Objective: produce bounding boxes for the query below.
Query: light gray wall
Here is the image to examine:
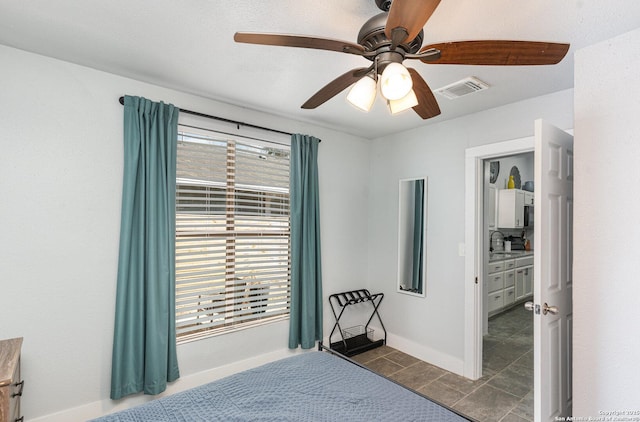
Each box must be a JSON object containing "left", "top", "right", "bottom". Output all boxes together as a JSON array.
[
  {"left": 0, "top": 44, "right": 371, "bottom": 420},
  {"left": 366, "top": 90, "right": 574, "bottom": 372},
  {"left": 573, "top": 27, "right": 640, "bottom": 415}
]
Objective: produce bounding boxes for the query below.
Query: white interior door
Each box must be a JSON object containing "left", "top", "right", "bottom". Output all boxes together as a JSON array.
[{"left": 532, "top": 119, "right": 573, "bottom": 420}]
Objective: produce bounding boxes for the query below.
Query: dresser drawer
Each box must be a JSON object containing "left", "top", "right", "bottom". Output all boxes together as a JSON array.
[
  {"left": 488, "top": 272, "right": 504, "bottom": 293},
  {"left": 1, "top": 383, "right": 22, "bottom": 422},
  {"left": 0, "top": 337, "right": 23, "bottom": 422},
  {"left": 10, "top": 362, "right": 22, "bottom": 422}
]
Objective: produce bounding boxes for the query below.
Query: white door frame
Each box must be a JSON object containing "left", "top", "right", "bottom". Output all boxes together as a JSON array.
[{"left": 463, "top": 136, "right": 534, "bottom": 379}]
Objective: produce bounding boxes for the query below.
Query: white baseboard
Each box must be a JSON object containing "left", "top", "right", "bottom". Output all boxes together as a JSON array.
[
  {"left": 386, "top": 333, "right": 465, "bottom": 377},
  {"left": 30, "top": 348, "right": 302, "bottom": 422}
]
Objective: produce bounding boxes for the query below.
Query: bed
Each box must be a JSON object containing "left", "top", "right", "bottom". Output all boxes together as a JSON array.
[{"left": 92, "top": 347, "right": 471, "bottom": 421}]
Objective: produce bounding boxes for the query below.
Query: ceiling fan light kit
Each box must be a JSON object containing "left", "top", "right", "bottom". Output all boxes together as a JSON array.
[
  {"left": 388, "top": 89, "right": 419, "bottom": 115},
  {"left": 346, "top": 74, "right": 378, "bottom": 112},
  {"left": 234, "top": 0, "right": 570, "bottom": 120},
  {"left": 380, "top": 62, "right": 413, "bottom": 100}
]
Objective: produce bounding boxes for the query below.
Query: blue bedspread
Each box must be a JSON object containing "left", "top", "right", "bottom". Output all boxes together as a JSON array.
[{"left": 92, "top": 351, "right": 469, "bottom": 421}]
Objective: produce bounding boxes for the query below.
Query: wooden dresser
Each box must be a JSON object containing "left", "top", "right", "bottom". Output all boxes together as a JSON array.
[{"left": 0, "top": 338, "right": 23, "bottom": 422}]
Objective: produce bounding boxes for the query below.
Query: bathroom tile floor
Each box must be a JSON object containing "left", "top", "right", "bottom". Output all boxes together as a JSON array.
[{"left": 354, "top": 305, "right": 533, "bottom": 422}]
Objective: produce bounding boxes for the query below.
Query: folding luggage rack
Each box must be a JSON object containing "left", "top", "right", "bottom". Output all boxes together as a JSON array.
[{"left": 328, "top": 289, "right": 386, "bottom": 356}]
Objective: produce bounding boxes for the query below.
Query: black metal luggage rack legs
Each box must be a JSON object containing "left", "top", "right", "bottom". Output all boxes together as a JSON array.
[{"left": 328, "top": 289, "right": 386, "bottom": 357}]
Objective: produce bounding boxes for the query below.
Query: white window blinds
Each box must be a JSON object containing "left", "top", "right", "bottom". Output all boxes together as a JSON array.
[{"left": 175, "top": 126, "right": 291, "bottom": 342}]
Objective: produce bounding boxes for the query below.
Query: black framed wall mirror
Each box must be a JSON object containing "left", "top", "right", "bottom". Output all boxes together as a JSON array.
[{"left": 397, "top": 177, "right": 427, "bottom": 297}]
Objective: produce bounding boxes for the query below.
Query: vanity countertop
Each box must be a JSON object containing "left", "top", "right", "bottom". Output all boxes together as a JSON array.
[{"left": 489, "top": 250, "right": 534, "bottom": 262}]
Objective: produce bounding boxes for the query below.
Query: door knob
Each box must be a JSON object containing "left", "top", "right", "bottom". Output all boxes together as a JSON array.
[
  {"left": 524, "top": 301, "right": 535, "bottom": 312},
  {"left": 542, "top": 303, "right": 559, "bottom": 315}
]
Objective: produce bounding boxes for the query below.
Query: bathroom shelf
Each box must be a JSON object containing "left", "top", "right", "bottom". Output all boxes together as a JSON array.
[{"left": 328, "top": 289, "right": 386, "bottom": 357}]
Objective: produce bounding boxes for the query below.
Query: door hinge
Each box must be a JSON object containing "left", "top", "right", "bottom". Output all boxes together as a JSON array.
[{"left": 475, "top": 276, "right": 479, "bottom": 284}]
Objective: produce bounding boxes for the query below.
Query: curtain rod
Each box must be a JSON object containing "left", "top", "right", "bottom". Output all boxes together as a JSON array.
[{"left": 118, "top": 96, "right": 294, "bottom": 137}]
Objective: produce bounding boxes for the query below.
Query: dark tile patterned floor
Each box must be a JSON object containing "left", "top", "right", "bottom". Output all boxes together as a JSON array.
[{"left": 354, "top": 306, "right": 533, "bottom": 422}]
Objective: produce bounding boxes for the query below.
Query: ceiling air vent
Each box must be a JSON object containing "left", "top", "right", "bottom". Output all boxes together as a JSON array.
[{"left": 435, "top": 77, "right": 490, "bottom": 100}]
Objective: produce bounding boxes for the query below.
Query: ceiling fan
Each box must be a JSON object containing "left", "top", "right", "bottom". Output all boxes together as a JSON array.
[{"left": 234, "top": 0, "right": 570, "bottom": 119}]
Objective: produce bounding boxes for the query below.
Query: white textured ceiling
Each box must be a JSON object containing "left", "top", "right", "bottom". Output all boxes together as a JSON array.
[{"left": 1, "top": 0, "right": 639, "bottom": 138}]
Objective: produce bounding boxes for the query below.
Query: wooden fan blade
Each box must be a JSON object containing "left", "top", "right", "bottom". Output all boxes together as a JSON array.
[
  {"left": 420, "top": 40, "right": 570, "bottom": 65},
  {"left": 234, "top": 32, "right": 365, "bottom": 55},
  {"left": 408, "top": 68, "right": 441, "bottom": 119},
  {"left": 301, "top": 68, "right": 370, "bottom": 109},
  {"left": 385, "top": 0, "right": 441, "bottom": 44}
]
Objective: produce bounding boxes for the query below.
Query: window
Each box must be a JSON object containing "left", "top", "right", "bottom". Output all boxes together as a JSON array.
[{"left": 175, "top": 126, "right": 290, "bottom": 342}]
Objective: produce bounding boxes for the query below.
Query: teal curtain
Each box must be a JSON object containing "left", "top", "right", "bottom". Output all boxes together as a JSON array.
[
  {"left": 288, "top": 134, "right": 323, "bottom": 349},
  {"left": 411, "top": 179, "right": 424, "bottom": 292},
  {"left": 111, "top": 96, "right": 180, "bottom": 400}
]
